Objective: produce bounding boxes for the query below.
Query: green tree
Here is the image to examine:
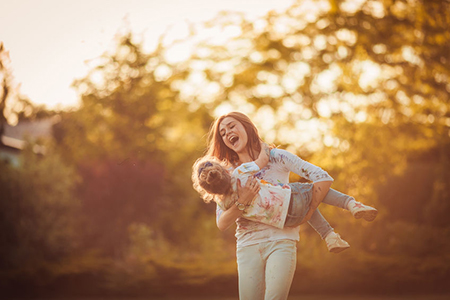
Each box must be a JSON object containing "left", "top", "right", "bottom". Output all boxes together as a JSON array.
[
  {"left": 53, "top": 31, "right": 215, "bottom": 259},
  {"left": 0, "top": 42, "right": 9, "bottom": 133},
  {"left": 0, "top": 144, "right": 79, "bottom": 278},
  {"left": 160, "top": 0, "right": 449, "bottom": 213},
  {"left": 0, "top": 42, "right": 42, "bottom": 130}
]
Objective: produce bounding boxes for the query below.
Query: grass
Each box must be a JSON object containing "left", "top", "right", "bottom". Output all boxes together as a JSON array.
[{"left": 16, "top": 295, "right": 450, "bottom": 300}]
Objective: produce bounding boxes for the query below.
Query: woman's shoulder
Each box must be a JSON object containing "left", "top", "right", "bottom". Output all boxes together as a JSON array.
[
  {"left": 270, "top": 148, "right": 298, "bottom": 162},
  {"left": 270, "top": 148, "right": 289, "bottom": 156}
]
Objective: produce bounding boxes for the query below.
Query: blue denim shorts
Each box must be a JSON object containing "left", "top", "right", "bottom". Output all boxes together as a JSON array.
[{"left": 284, "top": 182, "right": 314, "bottom": 227}]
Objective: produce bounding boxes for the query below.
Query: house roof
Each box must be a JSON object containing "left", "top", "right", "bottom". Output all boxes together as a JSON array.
[
  {"left": 1, "top": 135, "right": 25, "bottom": 150},
  {"left": 1, "top": 117, "right": 56, "bottom": 152},
  {"left": 3, "top": 118, "right": 55, "bottom": 141}
]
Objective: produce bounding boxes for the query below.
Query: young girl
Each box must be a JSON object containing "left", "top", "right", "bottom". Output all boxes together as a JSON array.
[{"left": 192, "top": 142, "right": 378, "bottom": 253}]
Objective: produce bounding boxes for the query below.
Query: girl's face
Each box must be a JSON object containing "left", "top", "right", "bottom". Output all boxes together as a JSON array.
[{"left": 219, "top": 117, "right": 248, "bottom": 154}]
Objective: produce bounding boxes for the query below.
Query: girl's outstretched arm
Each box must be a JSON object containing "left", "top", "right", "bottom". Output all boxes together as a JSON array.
[{"left": 217, "top": 177, "right": 260, "bottom": 231}]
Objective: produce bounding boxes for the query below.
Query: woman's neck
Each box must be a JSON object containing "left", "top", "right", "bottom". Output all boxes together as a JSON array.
[{"left": 237, "top": 148, "right": 258, "bottom": 164}]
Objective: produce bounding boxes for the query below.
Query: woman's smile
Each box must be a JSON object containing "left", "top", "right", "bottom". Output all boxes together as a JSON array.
[
  {"left": 229, "top": 135, "right": 239, "bottom": 146},
  {"left": 220, "top": 117, "right": 248, "bottom": 153}
]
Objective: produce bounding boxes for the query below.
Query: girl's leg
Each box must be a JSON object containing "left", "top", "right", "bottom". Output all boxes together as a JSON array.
[
  {"left": 236, "top": 244, "right": 265, "bottom": 300},
  {"left": 307, "top": 208, "right": 334, "bottom": 239},
  {"left": 286, "top": 184, "right": 350, "bottom": 253},
  {"left": 285, "top": 183, "right": 338, "bottom": 235},
  {"left": 308, "top": 210, "right": 350, "bottom": 253},
  {"left": 321, "top": 188, "right": 354, "bottom": 210},
  {"left": 323, "top": 189, "right": 378, "bottom": 221},
  {"left": 284, "top": 183, "right": 313, "bottom": 227}
]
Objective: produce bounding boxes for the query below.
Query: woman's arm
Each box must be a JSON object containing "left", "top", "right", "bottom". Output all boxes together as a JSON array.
[
  {"left": 298, "top": 180, "right": 333, "bottom": 225},
  {"left": 270, "top": 149, "right": 334, "bottom": 225},
  {"left": 217, "top": 177, "right": 260, "bottom": 231},
  {"left": 273, "top": 149, "right": 334, "bottom": 183}
]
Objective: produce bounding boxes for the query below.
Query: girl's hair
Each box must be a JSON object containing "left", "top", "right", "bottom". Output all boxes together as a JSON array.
[
  {"left": 192, "top": 156, "right": 233, "bottom": 203},
  {"left": 206, "top": 111, "right": 263, "bottom": 165}
]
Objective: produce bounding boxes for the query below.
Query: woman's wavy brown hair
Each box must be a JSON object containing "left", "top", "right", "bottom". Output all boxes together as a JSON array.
[{"left": 206, "top": 112, "right": 263, "bottom": 166}]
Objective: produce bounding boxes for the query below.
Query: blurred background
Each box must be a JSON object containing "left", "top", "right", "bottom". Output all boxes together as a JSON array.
[{"left": 0, "top": 0, "right": 449, "bottom": 299}]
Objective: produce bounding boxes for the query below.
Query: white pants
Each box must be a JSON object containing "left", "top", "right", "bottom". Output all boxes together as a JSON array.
[{"left": 236, "top": 240, "right": 297, "bottom": 300}]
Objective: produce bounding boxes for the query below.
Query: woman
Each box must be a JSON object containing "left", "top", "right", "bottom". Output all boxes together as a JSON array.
[{"left": 205, "top": 111, "right": 334, "bottom": 300}]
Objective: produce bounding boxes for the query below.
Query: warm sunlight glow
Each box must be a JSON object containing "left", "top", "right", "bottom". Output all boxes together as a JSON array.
[
  {"left": 164, "top": 41, "right": 195, "bottom": 64},
  {"left": 357, "top": 60, "right": 381, "bottom": 91},
  {"left": 0, "top": 0, "right": 295, "bottom": 109}
]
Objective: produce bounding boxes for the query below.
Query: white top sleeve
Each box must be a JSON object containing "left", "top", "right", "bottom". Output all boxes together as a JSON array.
[{"left": 270, "top": 149, "right": 334, "bottom": 183}]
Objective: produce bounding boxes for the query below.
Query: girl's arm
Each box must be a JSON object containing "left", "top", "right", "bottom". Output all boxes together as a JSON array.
[
  {"left": 216, "top": 177, "right": 260, "bottom": 231},
  {"left": 232, "top": 142, "right": 269, "bottom": 176}
]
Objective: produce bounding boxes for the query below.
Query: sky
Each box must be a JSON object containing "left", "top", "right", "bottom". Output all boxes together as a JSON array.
[{"left": 0, "top": 0, "right": 295, "bottom": 110}]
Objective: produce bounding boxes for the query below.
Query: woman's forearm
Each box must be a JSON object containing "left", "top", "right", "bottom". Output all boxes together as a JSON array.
[
  {"left": 311, "top": 181, "right": 332, "bottom": 209},
  {"left": 217, "top": 205, "right": 243, "bottom": 231},
  {"left": 298, "top": 181, "right": 332, "bottom": 225},
  {"left": 217, "top": 176, "right": 260, "bottom": 231}
]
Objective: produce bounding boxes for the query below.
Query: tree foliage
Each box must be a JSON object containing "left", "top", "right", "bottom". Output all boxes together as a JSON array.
[
  {"left": 0, "top": 145, "right": 79, "bottom": 271},
  {"left": 52, "top": 32, "right": 216, "bottom": 261},
  {"left": 156, "top": 0, "right": 450, "bottom": 221},
  {"left": 0, "top": 43, "right": 47, "bottom": 130}
]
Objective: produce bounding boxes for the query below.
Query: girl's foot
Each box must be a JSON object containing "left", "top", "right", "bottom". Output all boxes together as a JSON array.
[
  {"left": 348, "top": 201, "right": 378, "bottom": 222},
  {"left": 325, "top": 232, "right": 350, "bottom": 253}
]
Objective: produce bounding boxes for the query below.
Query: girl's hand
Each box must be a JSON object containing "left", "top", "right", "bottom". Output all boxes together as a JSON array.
[{"left": 237, "top": 177, "right": 260, "bottom": 206}]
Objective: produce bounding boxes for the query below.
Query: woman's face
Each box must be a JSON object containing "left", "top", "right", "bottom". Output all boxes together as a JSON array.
[{"left": 219, "top": 117, "right": 248, "bottom": 154}]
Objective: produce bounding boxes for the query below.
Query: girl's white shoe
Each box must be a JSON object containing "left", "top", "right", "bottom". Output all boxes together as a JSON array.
[
  {"left": 348, "top": 201, "right": 378, "bottom": 222},
  {"left": 325, "top": 232, "right": 350, "bottom": 253}
]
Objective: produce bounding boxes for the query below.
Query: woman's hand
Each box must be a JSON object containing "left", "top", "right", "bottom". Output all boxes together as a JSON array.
[
  {"left": 216, "top": 176, "right": 260, "bottom": 231},
  {"left": 237, "top": 177, "right": 260, "bottom": 206},
  {"left": 298, "top": 181, "right": 333, "bottom": 225},
  {"left": 298, "top": 207, "right": 315, "bottom": 225}
]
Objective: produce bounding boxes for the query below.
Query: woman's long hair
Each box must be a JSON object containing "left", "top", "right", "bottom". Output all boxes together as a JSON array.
[{"left": 206, "top": 112, "right": 263, "bottom": 166}]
